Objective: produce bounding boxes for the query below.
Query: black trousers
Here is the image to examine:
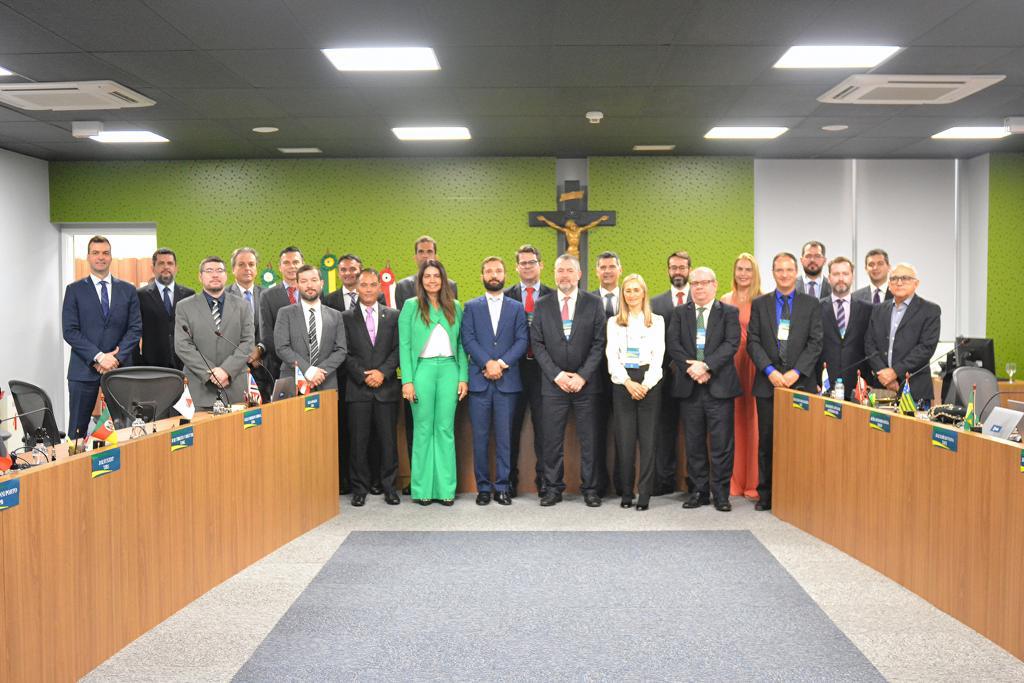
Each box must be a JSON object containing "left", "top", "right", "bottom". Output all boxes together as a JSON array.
[
  {"left": 336, "top": 385, "right": 351, "bottom": 493},
  {"left": 611, "top": 381, "right": 661, "bottom": 505},
  {"left": 402, "top": 399, "right": 414, "bottom": 485},
  {"left": 540, "top": 389, "right": 599, "bottom": 495},
  {"left": 654, "top": 367, "right": 681, "bottom": 493},
  {"left": 755, "top": 395, "right": 774, "bottom": 502},
  {"left": 510, "top": 358, "right": 549, "bottom": 491},
  {"left": 595, "top": 377, "right": 615, "bottom": 497},
  {"left": 347, "top": 399, "right": 399, "bottom": 494},
  {"left": 680, "top": 385, "right": 736, "bottom": 503}
]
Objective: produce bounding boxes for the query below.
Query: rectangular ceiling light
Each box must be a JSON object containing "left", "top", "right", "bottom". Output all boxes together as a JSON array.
[
  {"left": 705, "top": 126, "right": 788, "bottom": 139},
  {"left": 322, "top": 47, "right": 439, "bottom": 71},
  {"left": 0, "top": 66, "right": 13, "bottom": 77},
  {"left": 932, "top": 126, "right": 1011, "bottom": 139},
  {"left": 392, "top": 126, "right": 471, "bottom": 141},
  {"left": 90, "top": 130, "right": 169, "bottom": 143},
  {"left": 774, "top": 45, "right": 901, "bottom": 69},
  {"left": 632, "top": 144, "right": 676, "bottom": 151},
  {"left": 278, "top": 147, "right": 323, "bottom": 154}
]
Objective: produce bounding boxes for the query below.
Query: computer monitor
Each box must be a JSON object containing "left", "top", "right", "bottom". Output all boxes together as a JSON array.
[
  {"left": 101, "top": 367, "right": 186, "bottom": 428},
  {"left": 955, "top": 337, "right": 996, "bottom": 375}
]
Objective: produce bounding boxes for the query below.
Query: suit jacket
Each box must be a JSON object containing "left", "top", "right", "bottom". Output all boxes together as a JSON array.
[
  {"left": 816, "top": 297, "right": 872, "bottom": 394},
  {"left": 667, "top": 300, "right": 742, "bottom": 400},
  {"left": 342, "top": 304, "right": 400, "bottom": 403},
  {"left": 505, "top": 282, "right": 553, "bottom": 351},
  {"left": 461, "top": 295, "right": 528, "bottom": 393},
  {"left": 324, "top": 288, "right": 386, "bottom": 315},
  {"left": 864, "top": 295, "right": 941, "bottom": 402},
  {"left": 173, "top": 293, "right": 254, "bottom": 407},
  {"left": 852, "top": 284, "right": 894, "bottom": 304},
  {"left": 258, "top": 282, "right": 294, "bottom": 378},
  {"left": 650, "top": 289, "right": 690, "bottom": 372},
  {"left": 398, "top": 299, "right": 469, "bottom": 385},
  {"left": 62, "top": 276, "right": 142, "bottom": 382},
  {"left": 274, "top": 303, "right": 348, "bottom": 390},
  {"left": 226, "top": 282, "right": 264, "bottom": 344},
  {"left": 134, "top": 281, "right": 195, "bottom": 369},
  {"left": 394, "top": 275, "right": 458, "bottom": 310},
  {"left": 747, "top": 290, "right": 823, "bottom": 398},
  {"left": 797, "top": 276, "right": 830, "bottom": 299},
  {"left": 530, "top": 290, "right": 607, "bottom": 397}
]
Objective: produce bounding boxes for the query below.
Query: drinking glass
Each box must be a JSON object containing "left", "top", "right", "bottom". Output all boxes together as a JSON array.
[{"left": 1007, "top": 362, "right": 1017, "bottom": 383}]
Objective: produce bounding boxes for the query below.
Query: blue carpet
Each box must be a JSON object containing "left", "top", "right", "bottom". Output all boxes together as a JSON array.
[{"left": 234, "top": 531, "right": 882, "bottom": 682}]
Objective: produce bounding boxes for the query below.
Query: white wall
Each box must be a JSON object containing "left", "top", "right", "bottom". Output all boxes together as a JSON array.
[
  {"left": 958, "top": 154, "right": 989, "bottom": 337},
  {"left": 0, "top": 149, "right": 63, "bottom": 428}
]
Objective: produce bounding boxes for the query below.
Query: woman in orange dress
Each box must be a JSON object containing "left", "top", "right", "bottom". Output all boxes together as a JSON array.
[{"left": 720, "top": 253, "right": 762, "bottom": 500}]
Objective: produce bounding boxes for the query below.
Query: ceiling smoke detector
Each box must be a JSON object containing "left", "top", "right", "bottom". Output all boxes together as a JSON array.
[{"left": 585, "top": 111, "right": 604, "bottom": 124}]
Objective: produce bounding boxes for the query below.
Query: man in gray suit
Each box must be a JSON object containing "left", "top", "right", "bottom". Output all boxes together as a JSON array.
[
  {"left": 852, "top": 248, "right": 894, "bottom": 305},
  {"left": 274, "top": 265, "right": 347, "bottom": 391},
  {"left": 259, "top": 246, "right": 305, "bottom": 383},
  {"left": 174, "top": 256, "right": 255, "bottom": 409},
  {"left": 796, "top": 240, "right": 830, "bottom": 299},
  {"left": 227, "top": 246, "right": 272, "bottom": 399}
]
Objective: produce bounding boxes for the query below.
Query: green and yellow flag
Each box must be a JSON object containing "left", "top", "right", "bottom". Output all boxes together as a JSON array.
[
  {"left": 898, "top": 375, "right": 916, "bottom": 415},
  {"left": 962, "top": 384, "right": 977, "bottom": 431}
]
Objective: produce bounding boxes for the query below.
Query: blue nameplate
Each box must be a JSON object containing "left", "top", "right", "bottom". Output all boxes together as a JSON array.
[
  {"left": 243, "top": 408, "right": 263, "bottom": 430},
  {"left": 791, "top": 394, "right": 810, "bottom": 411},
  {"left": 0, "top": 478, "right": 21, "bottom": 511},
  {"left": 868, "top": 411, "right": 891, "bottom": 433},
  {"left": 305, "top": 394, "right": 321, "bottom": 411},
  {"left": 92, "top": 448, "right": 121, "bottom": 479},
  {"left": 931, "top": 426, "right": 958, "bottom": 452},
  {"left": 824, "top": 400, "right": 843, "bottom": 420},
  {"left": 170, "top": 426, "right": 194, "bottom": 452}
]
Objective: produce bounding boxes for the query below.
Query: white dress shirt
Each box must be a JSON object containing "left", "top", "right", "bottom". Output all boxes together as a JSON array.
[
  {"left": 486, "top": 293, "right": 504, "bottom": 335},
  {"left": 871, "top": 283, "right": 889, "bottom": 300},
  {"left": 599, "top": 287, "right": 618, "bottom": 315},
  {"left": 90, "top": 273, "right": 114, "bottom": 362},
  {"left": 300, "top": 299, "right": 324, "bottom": 379},
  {"left": 156, "top": 280, "right": 175, "bottom": 302},
  {"left": 558, "top": 288, "right": 579, "bottom": 322},
  {"left": 341, "top": 287, "right": 359, "bottom": 310},
  {"left": 605, "top": 312, "right": 665, "bottom": 389},
  {"left": 671, "top": 285, "right": 690, "bottom": 305}
]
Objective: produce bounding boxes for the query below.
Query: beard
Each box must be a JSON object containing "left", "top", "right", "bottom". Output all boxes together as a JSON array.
[
  {"left": 670, "top": 274, "right": 688, "bottom": 288},
  {"left": 484, "top": 278, "right": 505, "bottom": 292},
  {"left": 300, "top": 290, "right": 320, "bottom": 302},
  {"left": 803, "top": 263, "right": 822, "bottom": 277},
  {"left": 156, "top": 271, "right": 175, "bottom": 286}
]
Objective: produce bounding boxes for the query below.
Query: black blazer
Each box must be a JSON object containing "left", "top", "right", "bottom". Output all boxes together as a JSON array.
[
  {"left": 667, "top": 300, "right": 742, "bottom": 400},
  {"left": 650, "top": 289, "right": 689, "bottom": 373},
  {"left": 394, "top": 275, "right": 458, "bottom": 310},
  {"left": 342, "top": 304, "right": 400, "bottom": 403},
  {"left": 816, "top": 297, "right": 872, "bottom": 394},
  {"left": 864, "top": 295, "right": 941, "bottom": 402},
  {"left": 747, "top": 290, "right": 823, "bottom": 398},
  {"left": 530, "top": 290, "right": 607, "bottom": 397},
  {"left": 324, "top": 289, "right": 386, "bottom": 315},
  {"left": 133, "top": 281, "right": 195, "bottom": 369}
]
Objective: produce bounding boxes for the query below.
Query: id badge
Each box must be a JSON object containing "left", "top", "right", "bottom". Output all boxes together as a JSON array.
[
  {"left": 695, "top": 329, "right": 707, "bottom": 352},
  {"left": 777, "top": 319, "right": 791, "bottom": 341},
  {"left": 625, "top": 346, "right": 641, "bottom": 369},
  {"left": 562, "top": 318, "right": 573, "bottom": 340}
]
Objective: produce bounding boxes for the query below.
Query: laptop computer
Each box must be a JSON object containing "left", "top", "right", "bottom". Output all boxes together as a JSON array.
[
  {"left": 271, "top": 376, "right": 296, "bottom": 402},
  {"left": 981, "top": 406, "right": 1024, "bottom": 439}
]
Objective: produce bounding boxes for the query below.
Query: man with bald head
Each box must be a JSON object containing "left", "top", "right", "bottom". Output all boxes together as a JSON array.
[{"left": 864, "top": 262, "right": 941, "bottom": 407}]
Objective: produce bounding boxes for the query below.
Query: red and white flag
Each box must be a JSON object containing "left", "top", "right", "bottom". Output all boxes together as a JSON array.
[
  {"left": 295, "top": 363, "right": 309, "bottom": 396},
  {"left": 173, "top": 381, "right": 196, "bottom": 420},
  {"left": 246, "top": 372, "right": 263, "bottom": 405}
]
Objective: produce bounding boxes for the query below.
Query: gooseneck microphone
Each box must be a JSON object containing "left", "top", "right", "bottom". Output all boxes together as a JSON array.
[
  {"left": 213, "top": 330, "right": 275, "bottom": 386},
  {"left": 180, "top": 324, "right": 230, "bottom": 408}
]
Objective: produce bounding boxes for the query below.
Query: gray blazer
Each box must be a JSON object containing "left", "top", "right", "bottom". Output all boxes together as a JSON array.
[
  {"left": 173, "top": 292, "right": 255, "bottom": 408},
  {"left": 796, "top": 276, "right": 830, "bottom": 299},
  {"left": 227, "top": 282, "right": 264, "bottom": 342},
  {"left": 273, "top": 303, "right": 348, "bottom": 390},
  {"left": 852, "top": 284, "right": 893, "bottom": 304}
]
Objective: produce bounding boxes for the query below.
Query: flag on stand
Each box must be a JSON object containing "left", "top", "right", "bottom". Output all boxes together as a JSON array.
[
  {"left": 173, "top": 380, "right": 196, "bottom": 420},
  {"left": 379, "top": 261, "right": 396, "bottom": 308},
  {"left": 246, "top": 372, "right": 263, "bottom": 405},
  {"left": 898, "top": 374, "right": 916, "bottom": 415},
  {"left": 962, "top": 383, "right": 977, "bottom": 431},
  {"left": 820, "top": 363, "right": 831, "bottom": 396},
  {"left": 853, "top": 370, "right": 870, "bottom": 405},
  {"left": 90, "top": 403, "right": 118, "bottom": 446},
  {"left": 295, "top": 363, "right": 309, "bottom": 396}
]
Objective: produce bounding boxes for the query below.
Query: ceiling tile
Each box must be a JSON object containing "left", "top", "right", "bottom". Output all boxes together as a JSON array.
[
  {"left": 260, "top": 87, "right": 376, "bottom": 117},
  {"left": 549, "top": 0, "right": 689, "bottom": 45},
  {"left": 417, "top": 0, "right": 553, "bottom": 46},
  {"left": 875, "top": 46, "right": 1017, "bottom": 75},
  {"left": 725, "top": 84, "right": 828, "bottom": 117},
  {"left": 283, "top": 0, "right": 430, "bottom": 47},
  {"left": 433, "top": 46, "right": 552, "bottom": 87},
  {"left": 912, "top": 0, "right": 1024, "bottom": 46},
  {"left": 657, "top": 46, "right": 780, "bottom": 86},
  {"left": 795, "top": 0, "right": 974, "bottom": 44},
  {"left": 0, "top": 52, "right": 151, "bottom": 88},
  {"left": 549, "top": 46, "right": 669, "bottom": 87},
  {"left": 0, "top": 120, "right": 74, "bottom": 143},
  {"left": 95, "top": 51, "right": 252, "bottom": 88},
  {"left": 0, "top": 4, "right": 79, "bottom": 53},
  {"left": 640, "top": 86, "right": 745, "bottom": 117},
  {"left": 669, "top": 0, "right": 826, "bottom": 45},
  {"left": 145, "top": 0, "right": 310, "bottom": 50},
  {"left": 161, "top": 88, "right": 289, "bottom": 119},
  {"left": 208, "top": 49, "right": 346, "bottom": 88}
]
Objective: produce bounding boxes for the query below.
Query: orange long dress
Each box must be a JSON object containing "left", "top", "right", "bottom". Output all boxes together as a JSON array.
[{"left": 721, "top": 292, "right": 758, "bottom": 498}]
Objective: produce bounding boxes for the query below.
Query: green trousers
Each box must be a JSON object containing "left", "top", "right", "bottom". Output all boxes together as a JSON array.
[{"left": 410, "top": 357, "right": 459, "bottom": 500}]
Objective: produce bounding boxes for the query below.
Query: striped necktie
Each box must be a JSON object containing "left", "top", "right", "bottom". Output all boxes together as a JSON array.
[
  {"left": 211, "top": 299, "right": 221, "bottom": 330},
  {"left": 836, "top": 299, "right": 846, "bottom": 338},
  {"left": 308, "top": 308, "right": 319, "bottom": 365}
]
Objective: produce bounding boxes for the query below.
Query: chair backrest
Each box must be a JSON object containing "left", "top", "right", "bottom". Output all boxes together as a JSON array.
[
  {"left": 101, "top": 367, "right": 186, "bottom": 428},
  {"left": 8, "top": 380, "right": 64, "bottom": 448},
  {"left": 951, "top": 366, "right": 1000, "bottom": 421}
]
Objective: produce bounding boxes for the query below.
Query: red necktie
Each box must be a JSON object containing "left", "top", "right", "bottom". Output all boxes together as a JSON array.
[
  {"left": 676, "top": 291, "right": 684, "bottom": 306},
  {"left": 524, "top": 286, "right": 535, "bottom": 358},
  {"left": 288, "top": 286, "right": 297, "bottom": 305}
]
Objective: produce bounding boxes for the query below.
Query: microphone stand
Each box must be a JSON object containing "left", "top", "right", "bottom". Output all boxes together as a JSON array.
[
  {"left": 214, "top": 330, "right": 274, "bottom": 406},
  {"left": 181, "top": 324, "right": 230, "bottom": 414}
]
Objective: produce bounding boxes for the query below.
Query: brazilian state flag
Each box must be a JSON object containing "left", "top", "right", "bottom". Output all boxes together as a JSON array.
[
  {"left": 962, "top": 384, "right": 977, "bottom": 431},
  {"left": 898, "top": 376, "right": 916, "bottom": 415}
]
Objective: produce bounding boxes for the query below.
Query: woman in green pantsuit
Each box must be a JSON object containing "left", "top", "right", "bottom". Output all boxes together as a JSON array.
[{"left": 399, "top": 260, "right": 469, "bottom": 505}]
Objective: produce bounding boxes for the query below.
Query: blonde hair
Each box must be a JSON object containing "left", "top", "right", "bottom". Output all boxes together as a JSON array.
[
  {"left": 726, "top": 252, "right": 762, "bottom": 300},
  {"left": 615, "top": 273, "right": 653, "bottom": 327}
]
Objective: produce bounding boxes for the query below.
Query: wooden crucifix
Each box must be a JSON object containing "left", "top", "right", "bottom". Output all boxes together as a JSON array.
[{"left": 528, "top": 180, "right": 616, "bottom": 268}]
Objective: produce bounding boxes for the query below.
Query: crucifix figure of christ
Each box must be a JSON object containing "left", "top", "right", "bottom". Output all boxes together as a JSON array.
[{"left": 528, "top": 180, "right": 616, "bottom": 263}]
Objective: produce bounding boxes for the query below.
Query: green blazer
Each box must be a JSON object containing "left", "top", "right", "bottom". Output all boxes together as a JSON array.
[{"left": 398, "top": 298, "right": 469, "bottom": 384}]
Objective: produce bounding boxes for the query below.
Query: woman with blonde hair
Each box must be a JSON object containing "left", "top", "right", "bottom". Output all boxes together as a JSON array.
[
  {"left": 606, "top": 273, "right": 665, "bottom": 511},
  {"left": 720, "top": 253, "right": 761, "bottom": 500}
]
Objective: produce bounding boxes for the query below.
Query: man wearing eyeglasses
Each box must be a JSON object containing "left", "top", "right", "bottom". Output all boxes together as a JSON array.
[
  {"left": 865, "top": 263, "right": 941, "bottom": 407},
  {"left": 796, "top": 241, "right": 831, "bottom": 300}
]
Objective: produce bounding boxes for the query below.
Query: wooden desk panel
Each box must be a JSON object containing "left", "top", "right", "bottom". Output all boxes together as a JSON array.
[
  {"left": 0, "top": 392, "right": 339, "bottom": 682},
  {"left": 773, "top": 389, "right": 1024, "bottom": 660}
]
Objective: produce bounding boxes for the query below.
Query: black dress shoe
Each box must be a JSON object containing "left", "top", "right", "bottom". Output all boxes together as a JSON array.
[
  {"left": 384, "top": 490, "right": 400, "bottom": 505},
  {"left": 636, "top": 503, "right": 649, "bottom": 511},
  {"left": 351, "top": 493, "right": 366, "bottom": 507},
  {"left": 620, "top": 499, "right": 634, "bottom": 509},
  {"left": 476, "top": 491, "right": 492, "bottom": 506},
  {"left": 402, "top": 485, "right": 411, "bottom": 495},
  {"left": 714, "top": 499, "right": 732, "bottom": 512},
  {"left": 439, "top": 498, "right": 455, "bottom": 507},
  {"left": 584, "top": 493, "right": 602, "bottom": 508},
  {"left": 369, "top": 484, "right": 384, "bottom": 495},
  {"left": 682, "top": 493, "right": 711, "bottom": 509},
  {"left": 415, "top": 498, "right": 432, "bottom": 506},
  {"left": 494, "top": 491, "right": 512, "bottom": 506},
  {"left": 508, "top": 485, "right": 518, "bottom": 499},
  {"left": 539, "top": 491, "right": 562, "bottom": 507},
  {"left": 754, "top": 499, "right": 772, "bottom": 511}
]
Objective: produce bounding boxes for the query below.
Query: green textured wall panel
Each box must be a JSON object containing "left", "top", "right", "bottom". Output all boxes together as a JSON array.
[{"left": 987, "top": 153, "right": 1024, "bottom": 374}]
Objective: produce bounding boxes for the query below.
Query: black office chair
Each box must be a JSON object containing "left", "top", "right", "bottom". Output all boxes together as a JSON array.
[
  {"left": 8, "top": 380, "right": 66, "bottom": 449},
  {"left": 101, "top": 366, "right": 186, "bottom": 428},
  {"left": 950, "top": 366, "right": 1000, "bottom": 422}
]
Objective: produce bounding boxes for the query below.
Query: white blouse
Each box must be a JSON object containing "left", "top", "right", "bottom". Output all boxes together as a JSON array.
[
  {"left": 605, "top": 312, "right": 665, "bottom": 388},
  {"left": 420, "top": 323, "right": 454, "bottom": 358}
]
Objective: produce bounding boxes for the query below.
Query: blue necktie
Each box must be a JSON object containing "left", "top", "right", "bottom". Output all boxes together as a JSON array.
[
  {"left": 162, "top": 286, "right": 173, "bottom": 317},
  {"left": 244, "top": 289, "right": 253, "bottom": 313},
  {"left": 100, "top": 280, "right": 110, "bottom": 319}
]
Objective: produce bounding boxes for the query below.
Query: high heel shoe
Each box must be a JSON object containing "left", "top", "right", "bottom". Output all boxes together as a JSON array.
[{"left": 415, "top": 499, "right": 432, "bottom": 506}]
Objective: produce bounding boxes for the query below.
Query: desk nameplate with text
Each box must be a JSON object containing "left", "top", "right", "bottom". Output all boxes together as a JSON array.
[
  {"left": 92, "top": 448, "right": 121, "bottom": 478},
  {"left": 824, "top": 400, "right": 843, "bottom": 420},
  {"left": 305, "top": 394, "right": 320, "bottom": 411},
  {"left": 170, "top": 426, "right": 194, "bottom": 452},
  {"left": 931, "top": 426, "right": 958, "bottom": 452},
  {"left": 0, "top": 478, "right": 21, "bottom": 510},
  {"left": 243, "top": 409, "right": 263, "bottom": 430},
  {"left": 792, "top": 394, "right": 810, "bottom": 411},
  {"left": 868, "top": 411, "right": 891, "bottom": 433}
]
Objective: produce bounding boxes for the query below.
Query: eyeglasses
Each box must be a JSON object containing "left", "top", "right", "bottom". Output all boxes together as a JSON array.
[
  {"left": 201, "top": 268, "right": 226, "bottom": 275},
  {"left": 689, "top": 279, "right": 716, "bottom": 288},
  {"left": 889, "top": 276, "right": 917, "bottom": 284},
  {"left": 517, "top": 259, "right": 539, "bottom": 267}
]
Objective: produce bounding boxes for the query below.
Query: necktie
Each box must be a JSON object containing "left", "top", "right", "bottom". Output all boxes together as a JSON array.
[
  {"left": 99, "top": 280, "right": 110, "bottom": 319},
  {"left": 524, "top": 286, "right": 535, "bottom": 313},
  {"left": 524, "top": 287, "right": 535, "bottom": 358},
  {"left": 836, "top": 299, "right": 846, "bottom": 338},
  {"left": 873, "top": 289, "right": 881, "bottom": 305},
  {"left": 288, "top": 286, "right": 297, "bottom": 305},
  {"left": 779, "top": 295, "right": 791, "bottom": 363},
  {"left": 162, "top": 286, "right": 173, "bottom": 317},
  {"left": 696, "top": 307, "right": 706, "bottom": 362},
  {"left": 308, "top": 308, "right": 319, "bottom": 365},
  {"left": 211, "top": 299, "right": 221, "bottom": 330},
  {"left": 365, "top": 306, "right": 376, "bottom": 345},
  {"left": 676, "top": 291, "right": 684, "bottom": 306},
  {"left": 348, "top": 292, "right": 357, "bottom": 309},
  {"left": 561, "top": 296, "right": 570, "bottom": 322},
  {"left": 244, "top": 289, "right": 253, "bottom": 313},
  {"left": 808, "top": 281, "right": 817, "bottom": 298},
  {"left": 604, "top": 292, "right": 615, "bottom": 317}
]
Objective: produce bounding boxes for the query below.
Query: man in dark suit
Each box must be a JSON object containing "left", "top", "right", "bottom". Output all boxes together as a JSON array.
[
  {"left": 505, "top": 244, "right": 554, "bottom": 497},
  {"left": 865, "top": 262, "right": 941, "bottom": 406},
  {"left": 61, "top": 235, "right": 142, "bottom": 438},
  {"left": 796, "top": 240, "right": 830, "bottom": 299},
  {"left": 259, "top": 246, "right": 305, "bottom": 383},
  {"left": 134, "top": 248, "right": 194, "bottom": 369},
  {"left": 667, "top": 267, "right": 741, "bottom": 512},
  {"left": 747, "top": 252, "right": 823, "bottom": 511},
  {"left": 273, "top": 265, "right": 347, "bottom": 391},
  {"left": 227, "top": 247, "right": 272, "bottom": 399},
  {"left": 649, "top": 250, "right": 692, "bottom": 495},
  {"left": 531, "top": 254, "right": 607, "bottom": 507},
  {"left": 324, "top": 253, "right": 366, "bottom": 313},
  {"left": 342, "top": 268, "right": 401, "bottom": 507},
  {"left": 591, "top": 251, "right": 621, "bottom": 496},
  {"left": 817, "top": 256, "right": 872, "bottom": 397},
  {"left": 852, "top": 248, "right": 894, "bottom": 305},
  {"left": 462, "top": 257, "right": 528, "bottom": 506}
]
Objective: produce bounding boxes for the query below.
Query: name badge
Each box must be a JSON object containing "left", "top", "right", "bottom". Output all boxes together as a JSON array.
[
  {"left": 695, "top": 329, "right": 707, "bottom": 350},
  {"left": 777, "top": 318, "right": 791, "bottom": 341},
  {"left": 562, "top": 318, "right": 573, "bottom": 340},
  {"left": 625, "top": 346, "right": 641, "bottom": 369}
]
